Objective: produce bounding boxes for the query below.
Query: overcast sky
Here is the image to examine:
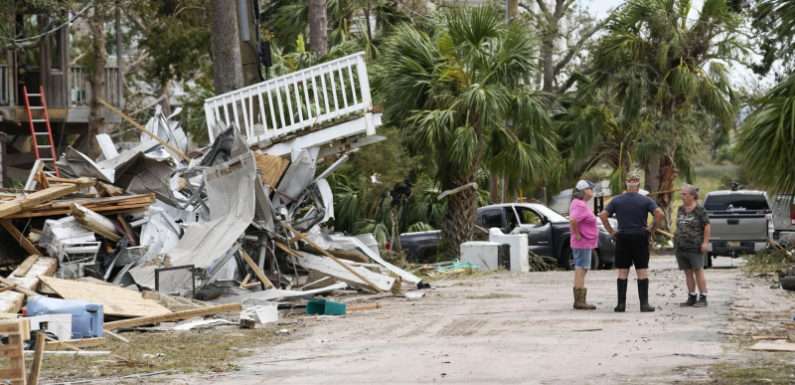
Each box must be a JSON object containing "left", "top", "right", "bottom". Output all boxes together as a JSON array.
[{"left": 577, "top": 0, "right": 775, "bottom": 92}]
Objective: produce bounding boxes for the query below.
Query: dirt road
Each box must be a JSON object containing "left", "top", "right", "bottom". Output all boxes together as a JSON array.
[{"left": 164, "top": 254, "right": 792, "bottom": 385}]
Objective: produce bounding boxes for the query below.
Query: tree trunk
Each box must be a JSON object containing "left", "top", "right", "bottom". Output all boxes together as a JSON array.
[
  {"left": 83, "top": 7, "right": 107, "bottom": 158},
  {"left": 506, "top": 0, "right": 519, "bottom": 19},
  {"left": 644, "top": 153, "right": 676, "bottom": 230},
  {"left": 210, "top": 0, "right": 243, "bottom": 94},
  {"left": 441, "top": 178, "right": 478, "bottom": 258},
  {"left": 309, "top": 0, "right": 328, "bottom": 56}
]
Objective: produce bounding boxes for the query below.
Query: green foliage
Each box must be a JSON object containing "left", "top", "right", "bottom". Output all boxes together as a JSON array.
[
  {"left": 562, "top": 0, "right": 742, "bottom": 191},
  {"left": 737, "top": 0, "right": 795, "bottom": 195},
  {"left": 737, "top": 74, "right": 795, "bottom": 195}
]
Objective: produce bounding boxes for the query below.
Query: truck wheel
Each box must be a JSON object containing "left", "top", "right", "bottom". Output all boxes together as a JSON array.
[{"left": 781, "top": 276, "right": 795, "bottom": 291}]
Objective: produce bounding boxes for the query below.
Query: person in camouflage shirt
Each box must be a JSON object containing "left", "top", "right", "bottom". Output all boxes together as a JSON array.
[{"left": 674, "top": 184, "right": 711, "bottom": 308}]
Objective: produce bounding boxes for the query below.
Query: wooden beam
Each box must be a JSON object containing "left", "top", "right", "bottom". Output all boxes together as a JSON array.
[
  {"left": 45, "top": 337, "right": 105, "bottom": 350},
  {"left": 0, "top": 277, "right": 37, "bottom": 297},
  {"left": 27, "top": 331, "right": 45, "bottom": 385},
  {"left": 116, "top": 215, "right": 137, "bottom": 246},
  {"left": 0, "top": 221, "right": 40, "bottom": 256},
  {"left": 0, "top": 184, "right": 81, "bottom": 219},
  {"left": 13, "top": 256, "right": 39, "bottom": 277},
  {"left": 70, "top": 203, "right": 122, "bottom": 241},
  {"left": 103, "top": 303, "right": 242, "bottom": 331},
  {"left": 239, "top": 249, "right": 274, "bottom": 288},
  {"left": 98, "top": 98, "right": 189, "bottom": 161}
]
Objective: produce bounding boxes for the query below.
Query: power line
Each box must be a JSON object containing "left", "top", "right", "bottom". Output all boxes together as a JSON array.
[{"left": 0, "top": 3, "right": 94, "bottom": 45}]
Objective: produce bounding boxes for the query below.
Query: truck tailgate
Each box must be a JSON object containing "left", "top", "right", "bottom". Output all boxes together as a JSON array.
[{"left": 709, "top": 214, "right": 769, "bottom": 241}]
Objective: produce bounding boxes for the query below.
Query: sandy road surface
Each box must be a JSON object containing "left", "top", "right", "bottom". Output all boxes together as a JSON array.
[{"left": 158, "top": 254, "right": 791, "bottom": 385}]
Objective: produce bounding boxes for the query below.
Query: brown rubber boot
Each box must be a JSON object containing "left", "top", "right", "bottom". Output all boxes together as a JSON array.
[{"left": 574, "top": 288, "right": 596, "bottom": 310}]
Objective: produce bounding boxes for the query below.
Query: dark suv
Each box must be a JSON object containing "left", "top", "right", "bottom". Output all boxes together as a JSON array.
[{"left": 400, "top": 203, "right": 616, "bottom": 269}]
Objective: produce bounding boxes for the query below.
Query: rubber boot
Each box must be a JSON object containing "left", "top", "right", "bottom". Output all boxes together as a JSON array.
[
  {"left": 614, "top": 279, "right": 627, "bottom": 312},
  {"left": 574, "top": 288, "right": 596, "bottom": 310},
  {"left": 638, "top": 278, "right": 655, "bottom": 312},
  {"left": 693, "top": 294, "right": 708, "bottom": 308},
  {"left": 680, "top": 294, "right": 697, "bottom": 307}
]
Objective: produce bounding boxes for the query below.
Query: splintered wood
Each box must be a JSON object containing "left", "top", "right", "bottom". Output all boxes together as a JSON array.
[
  {"left": 39, "top": 276, "right": 171, "bottom": 318},
  {"left": 0, "top": 257, "right": 57, "bottom": 314},
  {"left": 254, "top": 151, "right": 290, "bottom": 187},
  {"left": 6, "top": 193, "right": 155, "bottom": 219}
]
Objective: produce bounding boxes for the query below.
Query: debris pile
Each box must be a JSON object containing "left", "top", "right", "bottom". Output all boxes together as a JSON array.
[{"left": 0, "top": 101, "right": 424, "bottom": 356}]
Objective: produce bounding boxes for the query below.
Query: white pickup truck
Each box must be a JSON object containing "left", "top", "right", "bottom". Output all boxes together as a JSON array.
[{"left": 703, "top": 190, "right": 772, "bottom": 267}]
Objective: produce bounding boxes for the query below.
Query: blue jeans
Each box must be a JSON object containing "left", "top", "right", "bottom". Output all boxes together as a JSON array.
[{"left": 573, "top": 248, "right": 592, "bottom": 270}]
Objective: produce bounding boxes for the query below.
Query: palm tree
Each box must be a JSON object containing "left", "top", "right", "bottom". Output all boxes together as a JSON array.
[
  {"left": 583, "top": 0, "right": 741, "bottom": 222},
  {"left": 376, "top": 6, "right": 555, "bottom": 255},
  {"left": 737, "top": 0, "right": 795, "bottom": 195}
]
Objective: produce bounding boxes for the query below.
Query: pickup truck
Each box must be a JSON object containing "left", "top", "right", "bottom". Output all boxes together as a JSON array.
[
  {"left": 400, "top": 203, "right": 616, "bottom": 269},
  {"left": 771, "top": 194, "right": 795, "bottom": 245},
  {"left": 703, "top": 190, "right": 772, "bottom": 267}
]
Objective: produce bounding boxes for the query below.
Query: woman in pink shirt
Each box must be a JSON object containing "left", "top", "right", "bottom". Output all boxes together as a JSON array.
[{"left": 569, "top": 180, "right": 598, "bottom": 310}]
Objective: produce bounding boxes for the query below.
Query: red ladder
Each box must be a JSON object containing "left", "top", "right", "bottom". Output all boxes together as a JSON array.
[{"left": 23, "top": 85, "right": 60, "bottom": 177}]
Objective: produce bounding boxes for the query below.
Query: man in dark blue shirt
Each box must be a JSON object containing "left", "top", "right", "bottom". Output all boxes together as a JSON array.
[{"left": 599, "top": 171, "right": 665, "bottom": 313}]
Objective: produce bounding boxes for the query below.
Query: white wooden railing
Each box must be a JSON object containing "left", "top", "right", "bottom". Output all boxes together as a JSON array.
[{"left": 204, "top": 52, "right": 373, "bottom": 145}]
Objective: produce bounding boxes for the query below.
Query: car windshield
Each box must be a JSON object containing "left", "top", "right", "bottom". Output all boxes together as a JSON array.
[
  {"left": 526, "top": 204, "right": 568, "bottom": 223},
  {"left": 704, "top": 194, "right": 770, "bottom": 211}
]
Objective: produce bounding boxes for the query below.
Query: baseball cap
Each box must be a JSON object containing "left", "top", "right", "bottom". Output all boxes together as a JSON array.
[
  {"left": 626, "top": 170, "right": 642, "bottom": 181},
  {"left": 575, "top": 180, "right": 594, "bottom": 190}
]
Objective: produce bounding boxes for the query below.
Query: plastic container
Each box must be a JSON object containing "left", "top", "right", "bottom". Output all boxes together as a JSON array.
[
  {"left": 26, "top": 296, "right": 104, "bottom": 338},
  {"left": 306, "top": 298, "right": 347, "bottom": 316}
]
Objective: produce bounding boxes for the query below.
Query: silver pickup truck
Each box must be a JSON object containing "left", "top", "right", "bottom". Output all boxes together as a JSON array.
[{"left": 703, "top": 190, "right": 772, "bottom": 267}]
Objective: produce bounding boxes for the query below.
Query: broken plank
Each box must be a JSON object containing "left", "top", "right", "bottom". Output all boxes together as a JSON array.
[
  {"left": 27, "top": 331, "right": 45, "bottom": 385},
  {"left": 254, "top": 151, "right": 290, "bottom": 187},
  {"left": 116, "top": 214, "right": 137, "bottom": 245},
  {"left": 39, "top": 276, "right": 170, "bottom": 318},
  {"left": 13, "top": 255, "right": 39, "bottom": 278},
  {"left": 0, "top": 277, "right": 38, "bottom": 297},
  {"left": 104, "top": 303, "right": 243, "bottom": 331},
  {"left": 749, "top": 340, "right": 795, "bottom": 352},
  {"left": 278, "top": 244, "right": 394, "bottom": 292},
  {"left": 103, "top": 329, "right": 129, "bottom": 343},
  {"left": 285, "top": 226, "right": 385, "bottom": 292},
  {"left": 0, "top": 221, "right": 41, "bottom": 256},
  {"left": 0, "top": 257, "right": 57, "bottom": 314},
  {"left": 45, "top": 337, "right": 105, "bottom": 350},
  {"left": 0, "top": 184, "right": 82, "bottom": 218},
  {"left": 70, "top": 203, "right": 122, "bottom": 241},
  {"left": 240, "top": 249, "right": 274, "bottom": 288}
]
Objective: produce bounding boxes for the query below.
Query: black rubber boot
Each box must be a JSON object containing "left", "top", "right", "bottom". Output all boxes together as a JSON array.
[
  {"left": 680, "top": 294, "right": 697, "bottom": 307},
  {"left": 614, "top": 279, "right": 627, "bottom": 312},
  {"left": 638, "top": 278, "right": 655, "bottom": 312},
  {"left": 693, "top": 294, "right": 708, "bottom": 308}
]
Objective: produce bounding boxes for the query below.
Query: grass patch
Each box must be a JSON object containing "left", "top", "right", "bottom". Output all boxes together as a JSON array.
[
  {"left": 465, "top": 292, "right": 521, "bottom": 300},
  {"left": 743, "top": 248, "right": 795, "bottom": 275},
  {"left": 704, "top": 359, "right": 795, "bottom": 385},
  {"left": 40, "top": 326, "right": 286, "bottom": 382}
]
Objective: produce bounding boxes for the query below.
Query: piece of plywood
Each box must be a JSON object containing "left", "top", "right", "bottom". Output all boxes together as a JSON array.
[
  {"left": 254, "top": 151, "right": 289, "bottom": 187},
  {"left": 39, "top": 276, "right": 171, "bottom": 318},
  {"left": 104, "top": 303, "right": 242, "bottom": 331},
  {"left": 749, "top": 340, "right": 795, "bottom": 352},
  {"left": 13, "top": 255, "right": 39, "bottom": 277},
  {"left": 0, "top": 257, "right": 57, "bottom": 314}
]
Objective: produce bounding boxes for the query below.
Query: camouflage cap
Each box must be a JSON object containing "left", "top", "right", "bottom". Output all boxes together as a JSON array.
[{"left": 626, "top": 169, "right": 642, "bottom": 181}]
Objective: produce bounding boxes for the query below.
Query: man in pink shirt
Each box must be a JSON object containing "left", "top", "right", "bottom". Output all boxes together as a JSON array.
[{"left": 569, "top": 180, "right": 598, "bottom": 310}]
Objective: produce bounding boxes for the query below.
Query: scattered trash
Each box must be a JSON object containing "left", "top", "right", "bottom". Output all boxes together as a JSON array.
[{"left": 306, "top": 298, "right": 347, "bottom": 316}]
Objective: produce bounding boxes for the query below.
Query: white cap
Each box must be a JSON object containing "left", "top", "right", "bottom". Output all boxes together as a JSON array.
[{"left": 575, "top": 180, "right": 593, "bottom": 190}]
